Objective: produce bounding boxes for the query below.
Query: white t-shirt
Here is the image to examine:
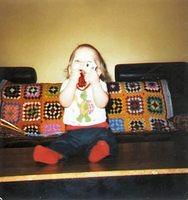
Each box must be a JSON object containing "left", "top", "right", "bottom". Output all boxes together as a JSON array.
[{"left": 60, "top": 79, "right": 108, "bottom": 126}]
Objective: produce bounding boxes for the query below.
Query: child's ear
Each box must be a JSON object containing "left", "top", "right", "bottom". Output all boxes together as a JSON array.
[
  {"left": 68, "top": 65, "right": 71, "bottom": 75},
  {"left": 96, "top": 68, "right": 102, "bottom": 77}
]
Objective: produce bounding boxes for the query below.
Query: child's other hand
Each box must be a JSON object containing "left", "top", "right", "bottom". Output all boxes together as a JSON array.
[{"left": 85, "top": 68, "right": 100, "bottom": 85}]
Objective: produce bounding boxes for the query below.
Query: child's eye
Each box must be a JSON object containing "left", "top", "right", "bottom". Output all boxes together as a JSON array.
[
  {"left": 74, "top": 60, "right": 80, "bottom": 63},
  {"left": 86, "top": 61, "right": 92, "bottom": 67}
]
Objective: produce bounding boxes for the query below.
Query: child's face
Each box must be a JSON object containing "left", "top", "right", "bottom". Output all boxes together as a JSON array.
[{"left": 71, "top": 47, "right": 98, "bottom": 72}]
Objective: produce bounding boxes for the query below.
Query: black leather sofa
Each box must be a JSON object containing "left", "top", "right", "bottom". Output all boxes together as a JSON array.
[{"left": 0, "top": 62, "right": 187, "bottom": 147}]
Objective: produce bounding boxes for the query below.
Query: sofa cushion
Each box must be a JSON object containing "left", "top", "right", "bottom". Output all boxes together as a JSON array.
[
  {"left": 0, "top": 67, "right": 37, "bottom": 83},
  {"left": 1, "top": 83, "right": 65, "bottom": 136},
  {"left": 106, "top": 80, "right": 173, "bottom": 134},
  {"left": 115, "top": 62, "right": 188, "bottom": 115}
]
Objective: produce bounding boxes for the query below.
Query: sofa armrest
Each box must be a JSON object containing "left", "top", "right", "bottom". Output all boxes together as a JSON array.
[{"left": 169, "top": 114, "right": 188, "bottom": 132}]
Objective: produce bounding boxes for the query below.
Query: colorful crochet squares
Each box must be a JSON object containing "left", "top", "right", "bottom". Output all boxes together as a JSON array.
[
  {"left": 107, "top": 80, "right": 172, "bottom": 134},
  {"left": 1, "top": 83, "right": 65, "bottom": 136},
  {"left": 1, "top": 80, "right": 173, "bottom": 136}
]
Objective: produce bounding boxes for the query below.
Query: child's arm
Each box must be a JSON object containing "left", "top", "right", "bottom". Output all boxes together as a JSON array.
[
  {"left": 86, "top": 69, "right": 109, "bottom": 108},
  {"left": 59, "top": 69, "right": 80, "bottom": 108},
  {"left": 91, "top": 81, "right": 109, "bottom": 108}
]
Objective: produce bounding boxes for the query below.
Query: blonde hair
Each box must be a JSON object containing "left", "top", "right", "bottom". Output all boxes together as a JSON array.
[{"left": 65, "top": 44, "right": 111, "bottom": 82}]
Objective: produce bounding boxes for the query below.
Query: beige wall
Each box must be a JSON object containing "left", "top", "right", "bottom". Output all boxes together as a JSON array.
[{"left": 0, "top": 0, "right": 187, "bottom": 82}]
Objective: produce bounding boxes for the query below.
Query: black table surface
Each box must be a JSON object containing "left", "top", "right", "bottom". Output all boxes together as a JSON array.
[{"left": 0, "top": 135, "right": 188, "bottom": 183}]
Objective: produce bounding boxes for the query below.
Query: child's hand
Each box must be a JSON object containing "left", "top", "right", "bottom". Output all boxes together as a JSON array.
[
  {"left": 69, "top": 67, "right": 81, "bottom": 84},
  {"left": 85, "top": 68, "right": 100, "bottom": 85}
]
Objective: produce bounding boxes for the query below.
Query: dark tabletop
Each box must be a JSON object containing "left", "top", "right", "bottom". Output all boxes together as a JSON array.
[{"left": 0, "top": 135, "right": 188, "bottom": 183}]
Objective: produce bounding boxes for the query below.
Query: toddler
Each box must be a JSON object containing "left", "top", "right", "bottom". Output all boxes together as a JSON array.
[{"left": 33, "top": 44, "right": 117, "bottom": 164}]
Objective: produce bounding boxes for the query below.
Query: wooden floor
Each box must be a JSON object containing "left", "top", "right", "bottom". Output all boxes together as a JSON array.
[{"left": 0, "top": 135, "right": 188, "bottom": 183}]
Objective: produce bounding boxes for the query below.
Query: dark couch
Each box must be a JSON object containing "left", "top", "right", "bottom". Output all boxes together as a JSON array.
[{"left": 0, "top": 63, "right": 187, "bottom": 147}]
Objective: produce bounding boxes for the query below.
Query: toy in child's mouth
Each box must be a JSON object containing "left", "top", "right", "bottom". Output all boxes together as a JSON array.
[
  {"left": 76, "top": 61, "right": 97, "bottom": 91},
  {"left": 76, "top": 71, "right": 90, "bottom": 90}
]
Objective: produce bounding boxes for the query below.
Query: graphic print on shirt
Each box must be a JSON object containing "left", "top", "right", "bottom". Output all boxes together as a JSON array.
[{"left": 76, "top": 91, "right": 94, "bottom": 122}]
